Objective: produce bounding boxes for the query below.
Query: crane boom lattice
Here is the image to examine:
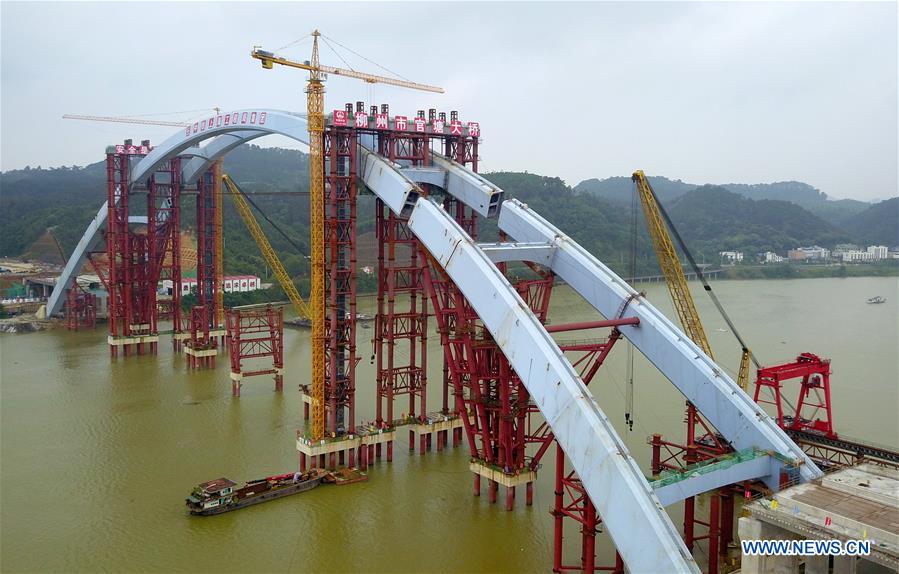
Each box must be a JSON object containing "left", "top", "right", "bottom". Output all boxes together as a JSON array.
[
  {"left": 222, "top": 175, "right": 311, "bottom": 320},
  {"left": 632, "top": 170, "right": 713, "bottom": 357}
]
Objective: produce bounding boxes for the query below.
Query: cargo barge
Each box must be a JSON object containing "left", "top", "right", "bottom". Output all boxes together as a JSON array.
[
  {"left": 186, "top": 467, "right": 369, "bottom": 516},
  {"left": 186, "top": 470, "right": 327, "bottom": 515}
]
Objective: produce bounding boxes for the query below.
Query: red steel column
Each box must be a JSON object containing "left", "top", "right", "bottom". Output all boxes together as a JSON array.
[
  {"left": 106, "top": 149, "right": 130, "bottom": 358},
  {"left": 323, "top": 119, "right": 357, "bottom": 467},
  {"left": 374, "top": 121, "right": 429, "bottom": 458},
  {"left": 186, "top": 167, "right": 218, "bottom": 368},
  {"left": 708, "top": 494, "right": 720, "bottom": 574},
  {"left": 552, "top": 443, "right": 564, "bottom": 573}
]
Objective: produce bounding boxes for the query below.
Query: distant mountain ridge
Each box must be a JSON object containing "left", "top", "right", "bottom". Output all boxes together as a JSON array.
[
  {"left": 842, "top": 197, "right": 899, "bottom": 247},
  {"left": 665, "top": 186, "right": 850, "bottom": 254},
  {"left": 574, "top": 175, "right": 873, "bottom": 227},
  {"left": 1, "top": 147, "right": 896, "bottom": 284}
]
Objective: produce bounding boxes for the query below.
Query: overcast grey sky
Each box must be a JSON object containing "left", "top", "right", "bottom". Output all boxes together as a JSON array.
[{"left": 1, "top": 1, "right": 896, "bottom": 201}]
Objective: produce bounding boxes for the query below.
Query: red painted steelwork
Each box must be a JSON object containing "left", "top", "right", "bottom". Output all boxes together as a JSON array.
[
  {"left": 106, "top": 148, "right": 131, "bottom": 357},
  {"left": 105, "top": 143, "right": 177, "bottom": 357},
  {"left": 374, "top": 122, "right": 430, "bottom": 459},
  {"left": 64, "top": 279, "right": 96, "bottom": 330},
  {"left": 225, "top": 304, "right": 284, "bottom": 397},
  {"left": 322, "top": 123, "right": 358, "bottom": 468},
  {"left": 754, "top": 353, "right": 835, "bottom": 439},
  {"left": 153, "top": 158, "right": 183, "bottom": 350},
  {"left": 186, "top": 166, "right": 220, "bottom": 368},
  {"left": 552, "top": 443, "right": 625, "bottom": 574}
]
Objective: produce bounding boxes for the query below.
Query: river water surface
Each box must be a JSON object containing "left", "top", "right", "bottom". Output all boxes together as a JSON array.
[{"left": 1, "top": 277, "right": 896, "bottom": 572}]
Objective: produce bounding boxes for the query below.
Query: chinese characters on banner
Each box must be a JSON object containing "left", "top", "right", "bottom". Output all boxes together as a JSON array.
[
  {"left": 114, "top": 144, "right": 151, "bottom": 155},
  {"left": 185, "top": 110, "right": 267, "bottom": 138},
  {"left": 332, "top": 110, "right": 348, "bottom": 126}
]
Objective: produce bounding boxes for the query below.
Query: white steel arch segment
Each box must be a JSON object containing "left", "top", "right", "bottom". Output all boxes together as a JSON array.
[
  {"left": 48, "top": 111, "right": 307, "bottom": 317},
  {"left": 130, "top": 109, "right": 309, "bottom": 185},
  {"left": 179, "top": 131, "right": 268, "bottom": 184}
]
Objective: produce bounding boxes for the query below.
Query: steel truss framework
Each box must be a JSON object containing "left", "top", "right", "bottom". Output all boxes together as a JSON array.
[
  {"left": 104, "top": 147, "right": 182, "bottom": 357},
  {"left": 225, "top": 304, "right": 284, "bottom": 397},
  {"left": 64, "top": 280, "right": 96, "bottom": 331},
  {"left": 154, "top": 158, "right": 183, "bottom": 349},
  {"left": 185, "top": 166, "right": 222, "bottom": 368},
  {"left": 374, "top": 116, "right": 430, "bottom": 458},
  {"left": 323, "top": 123, "right": 358, "bottom": 466}
]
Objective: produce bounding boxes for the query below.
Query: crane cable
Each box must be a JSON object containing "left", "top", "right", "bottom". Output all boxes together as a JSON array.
[
  {"left": 320, "top": 33, "right": 412, "bottom": 82},
  {"left": 624, "top": 182, "right": 639, "bottom": 431},
  {"left": 647, "top": 186, "right": 761, "bottom": 370},
  {"left": 226, "top": 178, "right": 308, "bottom": 258}
]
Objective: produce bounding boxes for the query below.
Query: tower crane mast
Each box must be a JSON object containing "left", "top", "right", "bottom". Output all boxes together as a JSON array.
[{"left": 251, "top": 30, "right": 443, "bottom": 440}]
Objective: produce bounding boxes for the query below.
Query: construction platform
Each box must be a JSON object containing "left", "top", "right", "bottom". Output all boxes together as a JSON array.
[
  {"left": 298, "top": 390, "right": 463, "bottom": 467},
  {"left": 739, "top": 463, "right": 899, "bottom": 573}
]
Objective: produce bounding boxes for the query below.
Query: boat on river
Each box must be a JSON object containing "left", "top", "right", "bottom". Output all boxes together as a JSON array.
[
  {"left": 186, "top": 470, "right": 326, "bottom": 516},
  {"left": 866, "top": 296, "right": 886, "bottom": 304}
]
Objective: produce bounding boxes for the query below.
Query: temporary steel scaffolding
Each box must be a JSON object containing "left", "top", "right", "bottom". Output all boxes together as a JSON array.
[
  {"left": 374, "top": 107, "right": 430, "bottom": 459},
  {"left": 106, "top": 146, "right": 132, "bottom": 357},
  {"left": 152, "top": 158, "right": 183, "bottom": 350},
  {"left": 437, "top": 111, "right": 477, "bottom": 448},
  {"left": 185, "top": 166, "right": 221, "bottom": 368},
  {"left": 553, "top": 442, "right": 625, "bottom": 574},
  {"left": 64, "top": 280, "right": 96, "bottom": 331},
  {"left": 105, "top": 141, "right": 168, "bottom": 357},
  {"left": 321, "top": 119, "right": 358, "bottom": 467},
  {"left": 225, "top": 304, "right": 284, "bottom": 397}
]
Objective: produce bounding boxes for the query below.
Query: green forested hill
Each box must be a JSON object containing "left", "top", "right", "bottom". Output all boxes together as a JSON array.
[
  {"left": 0, "top": 145, "right": 318, "bottom": 283},
  {"left": 574, "top": 175, "right": 872, "bottom": 228},
  {"left": 666, "top": 186, "right": 851, "bottom": 255},
  {"left": 843, "top": 198, "right": 899, "bottom": 247},
  {"left": 484, "top": 176, "right": 855, "bottom": 270},
  {"left": 1, "top": 147, "right": 894, "bottom": 286}
]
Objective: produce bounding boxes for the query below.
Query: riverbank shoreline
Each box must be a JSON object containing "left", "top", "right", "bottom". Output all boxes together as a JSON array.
[{"left": 719, "top": 263, "right": 899, "bottom": 281}]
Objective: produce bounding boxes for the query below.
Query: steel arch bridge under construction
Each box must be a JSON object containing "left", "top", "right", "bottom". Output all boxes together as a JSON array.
[{"left": 49, "top": 108, "right": 822, "bottom": 574}]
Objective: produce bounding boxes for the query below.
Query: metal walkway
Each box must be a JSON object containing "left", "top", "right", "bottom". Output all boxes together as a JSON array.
[{"left": 50, "top": 109, "right": 824, "bottom": 573}]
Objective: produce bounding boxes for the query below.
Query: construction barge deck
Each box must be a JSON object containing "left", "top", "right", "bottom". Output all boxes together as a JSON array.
[{"left": 186, "top": 468, "right": 368, "bottom": 516}]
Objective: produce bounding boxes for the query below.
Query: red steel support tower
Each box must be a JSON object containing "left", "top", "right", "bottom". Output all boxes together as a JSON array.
[
  {"left": 152, "top": 158, "right": 183, "bottom": 351},
  {"left": 225, "top": 304, "right": 284, "bottom": 397},
  {"left": 106, "top": 145, "right": 132, "bottom": 357},
  {"left": 436, "top": 109, "right": 477, "bottom": 448},
  {"left": 104, "top": 141, "right": 181, "bottom": 358},
  {"left": 64, "top": 280, "right": 97, "bottom": 331},
  {"left": 185, "top": 166, "right": 221, "bottom": 368},
  {"left": 321, "top": 119, "right": 358, "bottom": 468},
  {"left": 106, "top": 141, "right": 160, "bottom": 356},
  {"left": 374, "top": 108, "right": 430, "bottom": 460}
]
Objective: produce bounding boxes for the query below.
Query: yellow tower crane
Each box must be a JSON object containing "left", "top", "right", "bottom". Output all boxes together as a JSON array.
[
  {"left": 251, "top": 31, "right": 443, "bottom": 440},
  {"left": 222, "top": 174, "right": 312, "bottom": 320},
  {"left": 632, "top": 170, "right": 756, "bottom": 389}
]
